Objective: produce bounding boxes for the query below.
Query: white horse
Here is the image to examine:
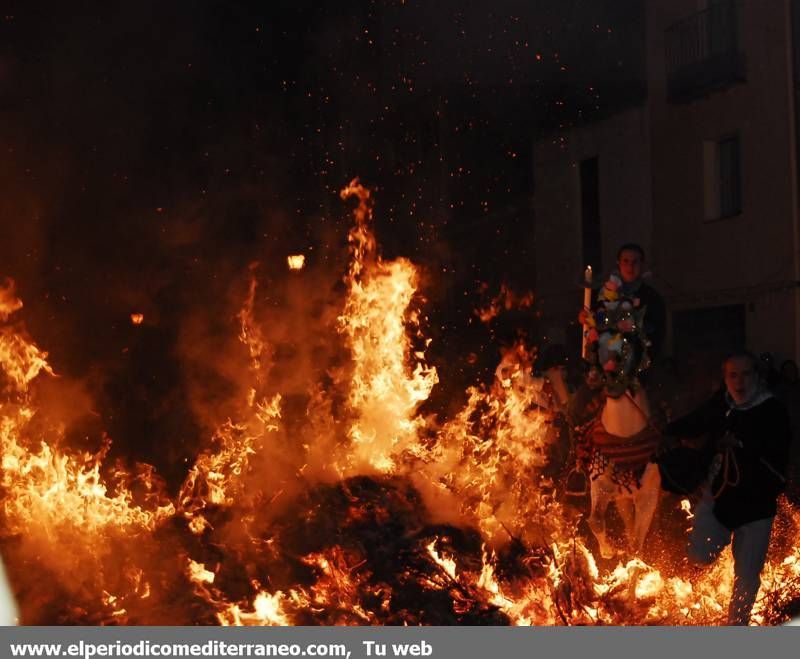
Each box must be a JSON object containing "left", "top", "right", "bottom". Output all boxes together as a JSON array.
[{"left": 584, "top": 387, "right": 661, "bottom": 559}]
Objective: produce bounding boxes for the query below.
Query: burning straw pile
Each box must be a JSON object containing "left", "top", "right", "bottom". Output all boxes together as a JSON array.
[{"left": 1, "top": 181, "right": 799, "bottom": 625}]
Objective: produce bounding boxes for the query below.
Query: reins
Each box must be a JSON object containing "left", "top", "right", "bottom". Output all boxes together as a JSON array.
[
  {"left": 712, "top": 446, "right": 741, "bottom": 499},
  {"left": 712, "top": 409, "right": 741, "bottom": 499},
  {"left": 623, "top": 389, "right": 661, "bottom": 435}
]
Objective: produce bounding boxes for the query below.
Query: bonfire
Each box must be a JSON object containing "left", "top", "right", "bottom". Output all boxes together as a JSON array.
[{"left": 0, "top": 181, "right": 799, "bottom": 625}]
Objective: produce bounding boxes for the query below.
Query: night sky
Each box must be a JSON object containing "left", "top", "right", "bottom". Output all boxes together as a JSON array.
[{"left": 0, "top": 1, "right": 644, "bottom": 484}]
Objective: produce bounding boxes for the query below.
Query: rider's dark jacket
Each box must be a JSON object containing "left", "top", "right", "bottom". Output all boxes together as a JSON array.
[
  {"left": 664, "top": 388, "right": 791, "bottom": 529},
  {"left": 619, "top": 279, "right": 666, "bottom": 361}
]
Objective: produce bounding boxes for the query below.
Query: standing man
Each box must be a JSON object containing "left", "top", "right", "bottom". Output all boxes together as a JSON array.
[{"left": 663, "top": 351, "right": 791, "bottom": 625}]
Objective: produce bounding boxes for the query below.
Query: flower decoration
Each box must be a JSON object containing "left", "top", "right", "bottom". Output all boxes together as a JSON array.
[
  {"left": 599, "top": 286, "right": 619, "bottom": 302},
  {"left": 582, "top": 271, "right": 652, "bottom": 396}
]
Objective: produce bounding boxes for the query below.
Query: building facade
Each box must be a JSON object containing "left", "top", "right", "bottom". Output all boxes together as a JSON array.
[{"left": 534, "top": 0, "right": 800, "bottom": 368}]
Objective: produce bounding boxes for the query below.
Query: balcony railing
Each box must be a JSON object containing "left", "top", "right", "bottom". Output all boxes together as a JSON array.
[{"left": 665, "top": 1, "right": 746, "bottom": 102}]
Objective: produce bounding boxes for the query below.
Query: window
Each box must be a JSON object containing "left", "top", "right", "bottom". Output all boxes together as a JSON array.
[
  {"left": 719, "top": 136, "right": 742, "bottom": 216},
  {"left": 703, "top": 134, "right": 742, "bottom": 219},
  {"left": 579, "top": 156, "right": 602, "bottom": 272},
  {"left": 665, "top": 0, "right": 745, "bottom": 102}
]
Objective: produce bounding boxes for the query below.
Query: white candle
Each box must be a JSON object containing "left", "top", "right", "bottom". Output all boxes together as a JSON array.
[{"left": 583, "top": 265, "right": 593, "bottom": 309}]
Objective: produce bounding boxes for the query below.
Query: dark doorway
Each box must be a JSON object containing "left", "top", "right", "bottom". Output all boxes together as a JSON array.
[{"left": 580, "top": 156, "right": 602, "bottom": 273}]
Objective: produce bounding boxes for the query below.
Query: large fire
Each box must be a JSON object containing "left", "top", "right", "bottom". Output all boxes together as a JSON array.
[{"left": 0, "top": 185, "right": 799, "bottom": 625}]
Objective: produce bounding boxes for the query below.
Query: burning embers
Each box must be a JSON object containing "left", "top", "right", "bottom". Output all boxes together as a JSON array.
[
  {"left": 0, "top": 181, "right": 799, "bottom": 625},
  {"left": 286, "top": 255, "right": 306, "bottom": 271}
]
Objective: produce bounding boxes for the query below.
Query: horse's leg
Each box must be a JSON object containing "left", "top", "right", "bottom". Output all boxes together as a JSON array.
[
  {"left": 616, "top": 493, "right": 637, "bottom": 553},
  {"left": 632, "top": 463, "right": 661, "bottom": 554},
  {"left": 588, "top": 474, "right": 617, "bottom": 559}
]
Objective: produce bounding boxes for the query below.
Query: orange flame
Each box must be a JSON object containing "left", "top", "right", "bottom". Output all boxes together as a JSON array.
[
  {"left": 0, "top": 279, "right": 23, "bottom": 322},
  {"left": 237, "top": 263, "right": 270, "bottom": 378},
  {"left": 338, "top": 179, "right": 438, "bottom": 472},
  {"left": 476, "top": 284, "right": 534, "bottom": 324},
  {"left": 0, "top": 288, "right": 174, "bottom": 618},
  {"left": 1, "top": 179, "right": 800, "bottom": 625},
  {"left": 179, "top": 394, "right": 281, "bottom": 534}
]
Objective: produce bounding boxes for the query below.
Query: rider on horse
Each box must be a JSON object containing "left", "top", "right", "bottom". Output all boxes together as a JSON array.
[
  {"left": 576, "top": 245, "right": 665, "bottom": 486},
  {"left": 572, "top": 243, "right": 666, "bottom": 557}
]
